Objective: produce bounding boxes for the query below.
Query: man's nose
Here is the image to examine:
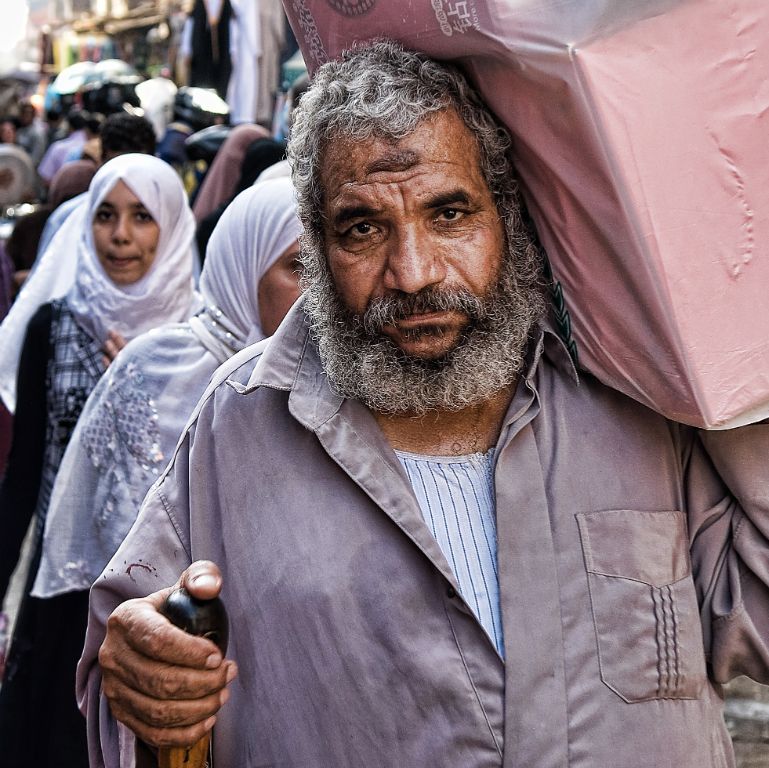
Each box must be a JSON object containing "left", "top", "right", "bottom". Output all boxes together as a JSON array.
[{"left": 383, "top": 226, "right": 446, "bottom": 294}]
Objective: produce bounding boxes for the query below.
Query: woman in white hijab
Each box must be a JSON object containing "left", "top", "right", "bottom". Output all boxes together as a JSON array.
[{"left": 0, "top": 154, "right": 196, "bottom": 768}]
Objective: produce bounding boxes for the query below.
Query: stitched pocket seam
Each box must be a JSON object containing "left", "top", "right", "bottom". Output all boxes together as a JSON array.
[{"left": 577, "top": 509, "right": 705, "bottom": 703}]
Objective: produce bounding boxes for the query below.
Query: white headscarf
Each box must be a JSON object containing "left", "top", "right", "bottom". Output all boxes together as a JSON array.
[
  {"left": 66, "top": 153, "right": 196, "bottom": 345},
  {"left": 32, "top": 177, "right": 302, "bottom": 600},
  {"left": 0, "top": 203, "right": 85, "bottom": 413},
  {"left": 0, "top": 154, "right": 195, "bottom": 412},
  {"left": 189, "top": 176, "right": 302, "bottom": 358}
]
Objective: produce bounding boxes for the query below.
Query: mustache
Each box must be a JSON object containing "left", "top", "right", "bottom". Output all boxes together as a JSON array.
[{"left": 362, "top": 287, "right": 486, "bottom": 335}]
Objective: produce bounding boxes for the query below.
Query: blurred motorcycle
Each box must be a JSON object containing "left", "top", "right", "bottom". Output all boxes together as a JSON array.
[{"left": 46, "top": 60, "right": 142, "bottom": 116}]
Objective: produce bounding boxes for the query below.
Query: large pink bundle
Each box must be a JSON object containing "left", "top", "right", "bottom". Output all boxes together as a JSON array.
[{"left": 284, "top": 0, "right": 769, "bottom": 428}]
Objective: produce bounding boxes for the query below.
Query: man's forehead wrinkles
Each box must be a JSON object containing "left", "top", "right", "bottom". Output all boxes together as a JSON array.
[
  {"left": 330, "top": 181, "right": 435, "bottom": 218},
  {"left": 364, "top": 149, "right": 420, "bottom": 175},
  {"left": 335, "top": 161, "right": 473, "bottom": 194},
  {"left": 328, "top": 181, "right": 406, "bottom": 221}
]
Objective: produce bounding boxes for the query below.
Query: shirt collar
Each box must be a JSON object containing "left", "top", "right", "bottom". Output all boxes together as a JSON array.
[
  {"left": 232, "top": 299, "right": 344, "bottom": 431},
  {"left": 526, "top": 314, "right": 580, "bottom": 387}
]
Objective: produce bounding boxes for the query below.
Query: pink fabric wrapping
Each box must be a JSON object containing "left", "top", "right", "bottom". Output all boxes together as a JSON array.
[{"left": 284, "top": 0, "right": 769, "bottom": 428}]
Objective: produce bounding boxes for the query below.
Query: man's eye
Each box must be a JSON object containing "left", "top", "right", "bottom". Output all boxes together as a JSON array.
[
  {"left": 345, "top": 222, "right": 374, "bottom": 237},
  {"left": 438, "top": 208, "right": 462, "bottom": 221}
]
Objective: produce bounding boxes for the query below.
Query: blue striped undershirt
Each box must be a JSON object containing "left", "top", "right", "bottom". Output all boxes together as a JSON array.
[{"left": 395, "top": 449, "right": 504, "bottom": 658}]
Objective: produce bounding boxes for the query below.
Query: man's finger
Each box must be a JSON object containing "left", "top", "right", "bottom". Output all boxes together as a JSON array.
[
  {"left": 104, "top": 672, "right": 230, "bottom": 729},
  {"left": 107, "top": 698, "right": 218, "bottom": 750},
  {"left": 106, "top": 596, "right": 224, "bottom": 671},
  {"left": 101, "top": 636, "right": 236, "bottom": 701}
]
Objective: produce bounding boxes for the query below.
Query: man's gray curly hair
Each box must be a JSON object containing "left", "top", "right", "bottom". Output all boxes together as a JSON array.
[{"left": 287, "top": 39, "right": 543, "bottom": 295}]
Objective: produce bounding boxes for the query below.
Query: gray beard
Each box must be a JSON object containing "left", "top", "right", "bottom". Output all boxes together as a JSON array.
[{"left": 302, "top": 251, "right": 546, "bottom": 415}]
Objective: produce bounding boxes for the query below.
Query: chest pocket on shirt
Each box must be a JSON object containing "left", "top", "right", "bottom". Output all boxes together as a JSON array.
[{"left": 576, "top": 509, "right": 706, "bottom": 703}]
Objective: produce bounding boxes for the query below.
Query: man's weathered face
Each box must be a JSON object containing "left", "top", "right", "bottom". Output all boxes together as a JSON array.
[
  {"left": 320, "top": 109, "right": 505, "bottom": 361},
  {"left": 303, "top": 107, "right": 544, "bottom": 415}
]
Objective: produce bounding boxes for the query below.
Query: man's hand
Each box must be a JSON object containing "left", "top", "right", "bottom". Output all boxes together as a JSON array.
[{"left": 98, "top": 561, "right": 238, "bottom": 748}]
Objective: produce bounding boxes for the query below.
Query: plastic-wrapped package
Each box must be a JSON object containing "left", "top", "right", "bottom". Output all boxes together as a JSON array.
[{"left": 284, "top": 0, "right": 769, "bottom": 428}]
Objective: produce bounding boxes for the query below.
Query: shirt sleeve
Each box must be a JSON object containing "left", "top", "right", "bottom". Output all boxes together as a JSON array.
[
  {"left": 685, "top": 422, "right": 769, "bottom": 684},
  {"left": 0, "top": 303, "right": 52, "bottom": 602},
  {"left": 77, "top": 426, "right": 195, "bottom": 768}
]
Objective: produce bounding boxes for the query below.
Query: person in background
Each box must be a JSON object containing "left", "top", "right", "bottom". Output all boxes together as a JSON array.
[
  {"left": 180, "top": 0, "right": 235, "bottom": 100},
  {"left": 195, "top": 135, "right": 286, "bottom": 259},
  {"left": 191, "top": 122, "right": 269, "bottom": 223},
  {"left": 256, "top": 0, "right": 288, "bottom": 126},
  {"left": 6, "top": 160, "right": 96, "bottom": 292},
  {"left": 272, "top": 72, "right": 309, "bottom": 143},
  {"left": 33, "top": 176, "right": 302, "bottom": 636},
  {"left": 44, "top": 107, "right": 65, "bottom": 147},
  {"left": 36, "top": 112, "right": 158, "bottom": 262},
  {"left": 37, "top": 108, "right": 91, "bottom": 185},
  {"left": 0, "top": 153, "right": 196, "bottom": 768},
  {"left": 99, "top": 111, "right": 157, "bottom": 164},
  {"left": 15, "top": 100, "right": 48, "bottom": 167},
  {"left": 0, "top": 116, "right": 18, "bottom": 145},
  {"left": 63, "top": 111, "right": 103, "bottom": 165},
  {"left": 0, "top": 116, "right": 161, "bottom": 435},
  {"left": 227, "top": 0, "right": 260, "bottom": 125},
  {"left": 0, "top": 161, "right": 96, "bottom": 479}
]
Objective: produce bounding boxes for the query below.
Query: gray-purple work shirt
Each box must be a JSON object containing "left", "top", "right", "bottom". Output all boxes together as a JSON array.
[{"left": 78, "top": 303, "right": 769, "bottom": 767}]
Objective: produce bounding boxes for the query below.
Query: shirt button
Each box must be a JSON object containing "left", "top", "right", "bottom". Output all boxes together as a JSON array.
[{"left": 447, "top": 586, "right": 456, "bottom": 599}]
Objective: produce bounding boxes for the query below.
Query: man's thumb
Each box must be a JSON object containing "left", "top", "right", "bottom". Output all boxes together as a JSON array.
[{"left": 181, "top": 560, "right": 223, "bottom": 600}]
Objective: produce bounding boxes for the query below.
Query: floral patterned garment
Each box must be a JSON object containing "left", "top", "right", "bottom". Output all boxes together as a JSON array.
[
  {"left": 32, "top": 324, "right": 225, "bottom": 598},
  {"left": 81, "top": 361, "right": 165, "bottom": 528}
]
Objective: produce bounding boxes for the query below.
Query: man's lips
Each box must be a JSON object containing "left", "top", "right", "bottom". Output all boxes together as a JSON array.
[{"left": 391, "top": 310, "right": 460, "bottom": 328}]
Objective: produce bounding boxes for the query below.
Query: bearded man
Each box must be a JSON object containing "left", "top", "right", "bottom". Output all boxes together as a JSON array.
[{"left": 79, "top": 42, "right": 769, "bottom": 768}]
